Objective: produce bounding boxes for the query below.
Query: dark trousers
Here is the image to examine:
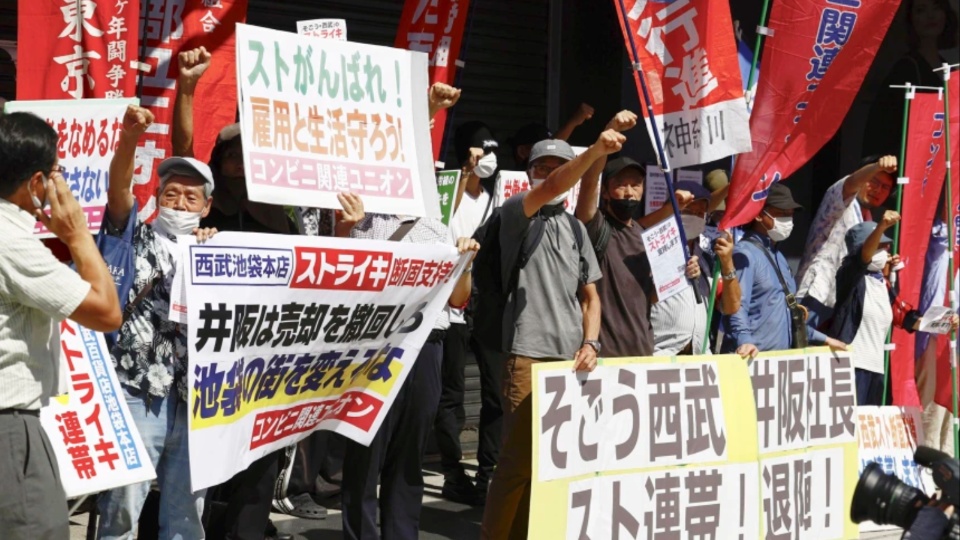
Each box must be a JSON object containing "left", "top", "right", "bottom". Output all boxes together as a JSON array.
[
  {"left": 0, "top": 411, "right": 69, "bottom": 540},
  {"left": 855, "top": 368, "right": 885, "bottom": 406},
  {"left": 214, "top": 450, "right": 282, "bottom": 540},
  {"left": 342, "top": 340, "right": 443, "bottom": 540},
  {"left": 434, "top": 323, "right": 469, "bottom": 479},
  {"left": 286, "top": 430, "right": 345, "bottom": 499},
  {"left": 473, "top": 338, "right": 504, "bottom": 483}
]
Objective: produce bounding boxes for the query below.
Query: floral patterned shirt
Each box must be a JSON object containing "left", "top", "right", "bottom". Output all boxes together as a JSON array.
[{"left": 106, "top": 211, "right": 188, "bottom": 401}]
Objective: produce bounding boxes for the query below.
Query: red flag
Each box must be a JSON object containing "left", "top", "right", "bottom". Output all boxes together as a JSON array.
[
  {"left": 721, "top": 0, "right": 900, "bottom": 230},
  {"left": 934, "top": 73, "right": 959, "bottom": 411},
  {"left": 613, "top": 0, "right": 751, "bottom": 168},
  {"left": 134, "top": 0, "right": 247, "bottom": 222},
  {"left": 891, "top": 91, "right": 948, "bottom": 407},
  {"left": 17, "top": 0, "right": 139, "bottom": 100},
  {"left": 395, "top": 0, "right": 470, "bottom": 162}
]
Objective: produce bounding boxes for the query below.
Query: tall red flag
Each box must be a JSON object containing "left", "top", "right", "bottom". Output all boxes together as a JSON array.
[
  {"left": 134, "top": 0, "right": 247, "bottom": 222},
  {"left": 720, "top": 0, "right": 900, "bottom": 230},
  {"left": 17, "top": 0, "right": 140, "bottom": 100},
  {"left": 395, "top": 0, "right": 470, "bottom": 163},
  {"left": 892, "top": 91, "right": 948, "bottom": 407},
  {"left": 934, "top": 73, "right": 959, "bottom": 411},
  {"left": 613, "top": 0, "right": 752, "bottom": 168}
]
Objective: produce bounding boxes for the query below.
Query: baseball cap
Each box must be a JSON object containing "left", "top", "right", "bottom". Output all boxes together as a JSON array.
[
  {"left": 764, "top": 183, "right": 802, "bottom": 211},
  {"left": 454, "top": 121, "right": 498, "bottom": 164},
  {"left": 704, "top": 170, "right": 729, "bottom": 210},
  {"left": 158, "top": 157, "right": 215, "bottom": 196},
  {"left": 845, "top": 221, "right": 892, "bottom": 253},
  {"left": 675, "top": 180, "right": 711, "bottom": 202},
  {"left": 528, "top": 139, "right": 576, "bottom": 164},
  {"left": 603, "top": 156, "right": 645, "bottom": 180},
  {"left": 509, "top": 123, "right": 553, "bottom": 148}
]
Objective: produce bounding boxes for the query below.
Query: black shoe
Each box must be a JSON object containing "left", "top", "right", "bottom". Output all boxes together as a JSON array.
[
  {"left": 265, "top": 519, "right": 293, "bottom": 540},
  {"left": 442, "top": 475, "right": 481, "bottom": 506}
]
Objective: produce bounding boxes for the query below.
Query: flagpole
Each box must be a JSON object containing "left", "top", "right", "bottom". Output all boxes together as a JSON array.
[
  {"left": 744, "top": 0, "right": 773, "bottom": 111},
  {"left": 934, "top": 63, "right": 958, "bottom": 456},
  {"left": 613, "top": 0, "right": 698, "bottom": 304},
  {"left": 438, "top": 0, "right": 480, "bottom": 164},
  {"left": 881, "top": 83, "right": 914, "bottom": 405}
]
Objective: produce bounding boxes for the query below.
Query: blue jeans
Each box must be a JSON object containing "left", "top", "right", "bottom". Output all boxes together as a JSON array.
[{"left": 97, "top": 389, "right": 206, "bottom": 540}]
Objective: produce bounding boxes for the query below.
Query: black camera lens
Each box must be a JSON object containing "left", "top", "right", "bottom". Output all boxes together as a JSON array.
[{"left": 851, "top": 462, "right": 929, "bottom": 529}]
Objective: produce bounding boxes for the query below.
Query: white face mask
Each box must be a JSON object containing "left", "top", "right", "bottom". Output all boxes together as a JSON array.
[
  {"left": 867, "top": 250, "right": 889, "bottom": 272},
  {"left": 764, "top": 213, "right": 794, "bottom": 242},
  {"left": 530, "top": 177, "right": 568, "bottom": 206},
  {"left": 473, "top": 152, "right": 498, "bottom": 179},
  {"left": 154, "top": 206, "right": 202, "bottom": 237},
  {"left": 31, "top": 176, "right": 49, "bottom": 210}
]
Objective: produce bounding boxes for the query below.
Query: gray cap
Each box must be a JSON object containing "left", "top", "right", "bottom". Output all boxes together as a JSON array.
[
  {"left": 158, "top": 157, "right": 215, "bottom": 196},
  {"left": 845, "top": 221, "right": 892, "bottom": 252},
  {"left": 528, "top": 139, "right": 576, "bottom": 165}
]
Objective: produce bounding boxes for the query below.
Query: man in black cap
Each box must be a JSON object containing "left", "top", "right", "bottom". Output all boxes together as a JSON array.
[
  {"left": 508, "top": 122, "right": 552, "bottom": 171},
  {"left": 722, "top": 183, "right": 844, "bottom": 358}
]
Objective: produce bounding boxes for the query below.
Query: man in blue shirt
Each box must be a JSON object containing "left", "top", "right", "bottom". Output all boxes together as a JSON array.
[{"left": 723, "top": 183, "right": 846, "bottom": 357}]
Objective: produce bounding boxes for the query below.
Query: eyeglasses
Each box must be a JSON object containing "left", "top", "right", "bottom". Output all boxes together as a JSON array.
[{"left": 49, "top": 165, "right": 67, "bottom": 176}]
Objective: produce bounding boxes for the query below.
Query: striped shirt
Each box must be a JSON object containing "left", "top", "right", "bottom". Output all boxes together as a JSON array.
[
  {"left": 651, "top": 285, "right": 708, "bottom": 356},
  {"left": 0, "top": 198, "right": 90, "bottom": 410}
]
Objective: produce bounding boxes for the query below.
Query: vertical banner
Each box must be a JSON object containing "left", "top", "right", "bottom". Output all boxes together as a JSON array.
[
  {"left": 856, "top": 406, "right": 930, "bottom": 533},
  {"left": 17, "top": 0, "right": 139, "bottom": 100},
  {"left": 721, "top": 0, "right": 900, "bottom": 230},
  {"left": 935, "top": 74, "right": 960, "bottom": 411},
  {"left": 3, "top": 98, "right": 136, "bottom": 237},
  {"left": 892, "top": 91, "right": 947, "bottom": 406},
  {"left": 613, "top": 0, "right": 752, "bottom": 168},
  {"left": 395, "top": 0, "right": 470, "bottom": 161},
  {"left": 184, "top": 232, "right": 468, "bottom": 490},
  {"left": 40, "top": 320, "right": 156, "bottom": 498},
  {"left": 235, "top": 24, "right": 441, "bottom": 219},
  {"left": 436, "top": 169, "right": 461, "bottom": 225},
  {"left": 135, "top": 0, "right": 247, "bottom": 222}
]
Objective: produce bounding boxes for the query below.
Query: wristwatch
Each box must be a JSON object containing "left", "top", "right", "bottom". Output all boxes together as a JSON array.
[
  {"left": 722, "top": 270, "right": 738, "bottom": 281},
  {"left": 583, "top": 340, "right": 602, "bottom": 354}
]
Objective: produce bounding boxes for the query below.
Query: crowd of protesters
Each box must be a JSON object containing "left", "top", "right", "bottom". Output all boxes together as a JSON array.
[{"left": 1, "top": 22, "right": 959, "bottom": 540}]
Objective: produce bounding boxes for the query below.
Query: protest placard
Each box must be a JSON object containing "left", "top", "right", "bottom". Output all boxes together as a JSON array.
[
  {"left": 492, "top": 171, "right": 595, "bottom": 215},
  {"left": 529, "top": 349, "right": 859, "bottom": 539},
  {"left": 644, "top": 166, "right": 703, "bottom": 215},
  {"left": 235, "top": 24, "right": 441, "bottom": 220},
  {"left": 641, "top": 217, "right": 688, "bottom": 302},
  {"left": 3, "top": 98, "right": 135, "bottom": 237},
  {"left": 436, "top": 170, "right": 461, "bottom": 225},
  {"left": 40, "top": 320, "right": 156, "bottom": 498},
  {"left": 919, "top": 306, "right": 955, "bottom": 334},
  {"left": 185, "top": 231, "right": 468, "bottom": 490},
  {"left": 297, "top": 19, "right": 347, "bottom": 40},
  {"left": 857, "top": 406, "right": 930, "bottom": 533}
]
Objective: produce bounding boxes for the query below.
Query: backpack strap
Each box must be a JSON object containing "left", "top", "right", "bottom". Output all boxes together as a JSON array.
[
  {"left": 745, "top": 237, "right": 793, "bottom": 302},
  {"left": 389, "top": 218, "right": 420, "bottom": 242},
  {"left": 564, "top": 213, "right": 590, "bottom": 287}
]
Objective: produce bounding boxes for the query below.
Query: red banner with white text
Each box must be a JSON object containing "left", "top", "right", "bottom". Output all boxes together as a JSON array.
[
  {"left": 17, "top": 0, "right": 140, "bottom": 100},
  {"left": 134, "top": 0, "right": 246, "bottom": 222},
  {"left": 395, "top": 0, "right": 470, "bottom": 163},
  {"left": 721, "top": 0, "right": 900, "bottom": 230},
  {"left": 613, "top": 0, "right": 751, "bottom": 169},
  {"left": 892, "top": 91, "right": 947, "bottom": 407},
  {"left": 935, "top": 73, "right": 959, "bottom": 411}
]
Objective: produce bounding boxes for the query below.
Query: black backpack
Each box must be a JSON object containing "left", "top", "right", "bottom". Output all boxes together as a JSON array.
[{"left": 470, "top": 205, "right": 589, "bottom": 353}]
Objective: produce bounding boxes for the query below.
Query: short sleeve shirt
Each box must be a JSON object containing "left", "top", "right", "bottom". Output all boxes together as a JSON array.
[
  {"left": 0, "top": 198, "right": 90, "bottom": 409},
  {"left": 500, "top": 195, "right": 602, "bottom": 360}
]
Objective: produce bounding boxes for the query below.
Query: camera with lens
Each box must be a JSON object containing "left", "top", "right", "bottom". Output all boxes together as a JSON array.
[{"left": 851, "top": 446, "right": 959, "bottom": 539}]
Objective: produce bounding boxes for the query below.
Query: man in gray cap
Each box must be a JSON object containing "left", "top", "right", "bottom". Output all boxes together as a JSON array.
[
  {"left": 480, "top": 130, "right": 619, "bottom": 539},
  {"left": 96, "top": 105, "right": 218, "bottom": 540}
]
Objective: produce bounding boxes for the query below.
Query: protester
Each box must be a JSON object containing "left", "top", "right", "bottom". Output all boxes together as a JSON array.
[
  {"left": 796, "top": 155, "right": 899, "bottom": 328},
  {"left": 723, "top": 183, "right": 847, "bottom": 358},
  {"left": 830, "top": 216, "right": 959, "bottom": 405},
  {"left": 0, "top": 112, "right": 122, "bottom": 540},
  {"left": 96, "top": 105, "right": 218, "bottom": 540},
  {"left": 508, "top": 123, "right": 553, "bottom": 171},
  {"left": 480, "top": 132, "right": 615, "bottom": 539},
  {"left": 338, "top": 197, "right": 481, "bottom": 540},
  {"left": 434, "top": 123, "right": 496, "bottom": 506}
]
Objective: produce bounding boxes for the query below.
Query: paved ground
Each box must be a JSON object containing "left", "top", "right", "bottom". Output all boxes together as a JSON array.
[{"left": 68, "top": 459, "right": 902, "bottom": 539}]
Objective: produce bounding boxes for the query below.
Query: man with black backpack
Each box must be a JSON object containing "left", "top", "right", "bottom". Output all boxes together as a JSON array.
[{"left": 479, "top": 132, "right": 619, "bottom": 540}]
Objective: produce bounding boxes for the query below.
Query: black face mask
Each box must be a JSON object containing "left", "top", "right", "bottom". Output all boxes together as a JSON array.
[{"left": 607, "top": 198, "right": 640, "bottom": 222}]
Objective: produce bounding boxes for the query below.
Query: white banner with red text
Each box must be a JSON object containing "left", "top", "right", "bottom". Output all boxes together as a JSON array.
[
  {"left": 40, "top": 320, "right": 156, "bottom": 498},
  {"left": 236, "top": 24, "right": 442, "bottom": 220},
  {"left": 184, "top": 232, "right": 467, "bottom": 490}
]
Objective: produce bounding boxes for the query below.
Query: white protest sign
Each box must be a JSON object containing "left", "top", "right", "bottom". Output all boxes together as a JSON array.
[
  {"left": 919, "top": 306, "right": 955, "bottom": 334},
  {"left": 3, "top": 98, "right": 137, "bottom": 237},
  {"left": 40, "top": 321, "right": 156, "bottom": 498},
  {"left": 236, "top": 24, "right": 440, "bottom": 219},
  {"left": 644, "top": 166, "right": 704, "bottom": 215},
  {"left": 493, "top": 170, "right": 596, "bottom": 215},
  {"left": 641, "top": 217, "right": 689, "bottom": 301},
  {"left": 296, "top": 19, "right": 347, "bottom": 40},
  {"left": 185, "top": 232, "right": 468, "bottom": 490}
]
